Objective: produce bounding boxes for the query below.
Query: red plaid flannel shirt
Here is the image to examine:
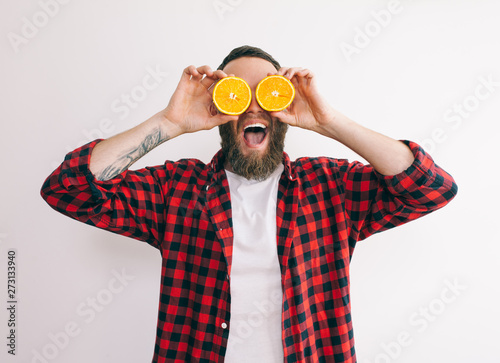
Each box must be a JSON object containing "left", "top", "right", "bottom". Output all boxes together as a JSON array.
[{"left": 41, "top": 139, "right": 457, "bottom": 362}]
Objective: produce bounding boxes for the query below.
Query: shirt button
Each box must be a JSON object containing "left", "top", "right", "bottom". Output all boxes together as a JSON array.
[{"left": 221, "top": 322, "right": 227, "bottom": 329}]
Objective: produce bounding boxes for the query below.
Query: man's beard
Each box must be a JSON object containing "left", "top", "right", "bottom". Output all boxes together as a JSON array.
[{"left": 219, "top": 114, "right": 288, "bottom": 181}]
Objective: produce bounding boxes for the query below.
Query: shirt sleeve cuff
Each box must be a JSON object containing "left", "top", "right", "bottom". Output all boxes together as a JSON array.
[
  {"left": 60, "top": 138, "right": 127, "bottom": 201},
  {"left": 375, "top": 140, "right": 438, "bottom": 195}
]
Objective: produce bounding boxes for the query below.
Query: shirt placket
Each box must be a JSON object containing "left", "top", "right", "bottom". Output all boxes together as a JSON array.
[
  {"left": 276, "top": 174, "right": 299, "bottom": 360},
  {"left": 205, "top": 177, "right": 233, "bottom": 355}
]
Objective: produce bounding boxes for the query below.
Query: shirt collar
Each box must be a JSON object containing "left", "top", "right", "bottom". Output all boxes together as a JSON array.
[{"left": 282, "top": 152, "right": 296, "bottom": 181}]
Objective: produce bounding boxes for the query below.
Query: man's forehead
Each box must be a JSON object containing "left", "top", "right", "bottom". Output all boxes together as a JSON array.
[{"left": 222, "top": 57, "right": 277, "bottom": 81}]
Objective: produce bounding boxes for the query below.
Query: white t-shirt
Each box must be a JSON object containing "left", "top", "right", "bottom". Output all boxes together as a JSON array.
[{"left": 224, "top": 164, "right": 285, "bottom": 363}]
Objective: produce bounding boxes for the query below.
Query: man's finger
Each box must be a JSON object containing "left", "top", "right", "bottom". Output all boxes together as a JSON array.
[
  {"left": 204, "top": 70, "right": 229, "bottom": 90},
  {"left": 196, "top": 65, "right": 214, "bottom": 78},
  {"left": 296, "top": 69, "right": 314, "bottom": 79},
  {"left": 270, "top": 109, "right": 294, "bottom": 125},
  {"left": 213, "top": 70, "right": 229, "bottom": 79},
  {"left": 281, "top": 67, "right": 305, "bottom": 80},
  {"left": 181, "top": 65, "right": 199, "bottom": 82},
  {"left": 207, "top": 112, "right": 238, "bottom": 127},
  {"left": 186, "top": 65, "right": 213, "bottom": 82}
]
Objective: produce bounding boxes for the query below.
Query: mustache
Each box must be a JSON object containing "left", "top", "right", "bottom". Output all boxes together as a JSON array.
[
  {"left": 239, "top": 112, "right": 272, "bottom": 123},
  {"left": 237, "top": 112, "right": 273, "bottom": 130}
]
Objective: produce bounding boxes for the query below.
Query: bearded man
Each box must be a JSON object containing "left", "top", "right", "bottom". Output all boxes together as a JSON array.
[{"left": 41, "top": 45, "right": 458, "bottom": 363}]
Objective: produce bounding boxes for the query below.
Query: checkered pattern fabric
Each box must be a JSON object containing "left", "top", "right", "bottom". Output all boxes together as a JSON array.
[{"left": 41, "top": 139, "right": 457, "bottom": 362}]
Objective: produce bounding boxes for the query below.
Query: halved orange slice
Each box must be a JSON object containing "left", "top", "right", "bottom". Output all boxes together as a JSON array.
[
  {"left": 256, "top": 75, "right": 295, "bottom": 112},
  {"left": 212, "top": 76, "right": 252, "bottom": 115}
]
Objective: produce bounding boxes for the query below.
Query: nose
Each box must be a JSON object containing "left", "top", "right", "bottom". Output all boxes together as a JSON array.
[{"left": 245, "top": 88, "right": 264, "bottom": 113}]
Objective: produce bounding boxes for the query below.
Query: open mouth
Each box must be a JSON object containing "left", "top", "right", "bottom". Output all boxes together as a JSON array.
[{"left": 243, "top": 123, "right": 268, "bottom": 147}]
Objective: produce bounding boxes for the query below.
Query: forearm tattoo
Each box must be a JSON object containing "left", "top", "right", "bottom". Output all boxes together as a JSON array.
[{"left": 95, "top": 127, "right": 169, "bottom": 181}]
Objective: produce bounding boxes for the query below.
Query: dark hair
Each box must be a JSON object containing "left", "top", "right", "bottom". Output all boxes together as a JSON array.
[{"left": 217, "top": 45, "right": 281, "bottom": 71}]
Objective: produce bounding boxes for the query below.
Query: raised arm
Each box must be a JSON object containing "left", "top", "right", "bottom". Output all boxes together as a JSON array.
[
  {"left": 90, "top": 65, "right": 237, "bottom": 181},
  {"left": 271, "top": 66, "right": 457, "bottom": 241},
  {"left": 41, "top": 65, "right": 236, "bottom": 247},
  {"left": 271, "top": 67, "right": 414, "bottom": 176}
]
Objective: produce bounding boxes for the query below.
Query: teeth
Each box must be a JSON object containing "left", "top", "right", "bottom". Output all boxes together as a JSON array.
[{"left": 244, "top": 123, "right": 267, "bottom": 130}]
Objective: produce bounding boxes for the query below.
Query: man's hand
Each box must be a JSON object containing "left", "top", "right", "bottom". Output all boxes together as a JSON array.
[
  {"left": 162, "top": 65, "right": 237, "bottom": 138},
  {"left": 270, "top": 67, "right": 336, "bottom": 136}
]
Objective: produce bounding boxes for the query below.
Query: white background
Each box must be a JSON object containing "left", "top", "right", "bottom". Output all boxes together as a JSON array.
[{"left": 1, "top": 0, "right": 499, "bottom": 362}]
